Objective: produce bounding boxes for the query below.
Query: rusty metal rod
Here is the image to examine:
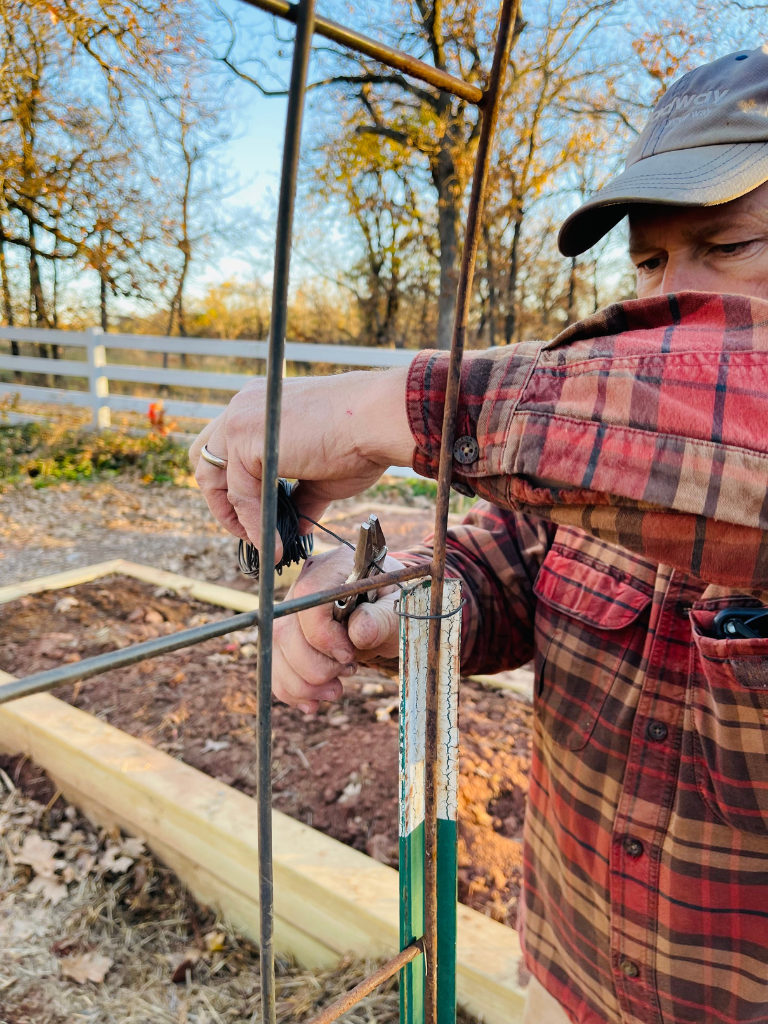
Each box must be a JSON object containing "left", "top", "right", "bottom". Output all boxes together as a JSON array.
[
  {"left": 422, "top": 0, "right": 521, "bottom": 1021},
  {"left": 305, "top": 943, "right": 423, "bottom": 1024},
  {"left": 238, "top": 0, "right": 484, "bottom": 105},
  {"left": 256, "top": 0, "right": 316, "bottom": 1019},
  {"left": 0, "top": 563, "right": 427, "bottom": 706}
]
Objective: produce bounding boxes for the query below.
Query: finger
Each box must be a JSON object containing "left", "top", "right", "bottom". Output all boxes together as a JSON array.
[
  {"left": 289, "top": 481, "right": 334, "bottom": 536},
  {"left": 282, "top": 624, "right": 358, "bottom": 685},
  {"left": 189, "top": 415, "right": 221, "bottom": 470},
  {"left": 348, "top": 590, "right": 400, "bottom": 657},
  {"left": 275, "top": 613, "right": 352, "bottom": 686},
  {"left": 194, "top": 430, "right": 248, "bottom": 540},
  {"left": 204, "top": 482, "right": 249, "bottom": 541},
  {"left": 272, "top": 643, "right": 343, "bottom": 707},
  {"left": 226, "top": 451, "right": 284, "bottom": 563}
]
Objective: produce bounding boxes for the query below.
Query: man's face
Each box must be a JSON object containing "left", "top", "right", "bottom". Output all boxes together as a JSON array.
[{"left": 628, "top": 180, "right": 768, "bottom": 301}]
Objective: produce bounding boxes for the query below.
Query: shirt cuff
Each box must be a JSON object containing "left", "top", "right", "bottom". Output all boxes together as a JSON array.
[{"left": 405, "top": 344, "right": 542, "bottom": 487}]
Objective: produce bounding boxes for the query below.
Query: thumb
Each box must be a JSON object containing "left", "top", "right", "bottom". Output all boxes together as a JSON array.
[{"left": 348, "top": 590, "right": 400, "bottom": 658}]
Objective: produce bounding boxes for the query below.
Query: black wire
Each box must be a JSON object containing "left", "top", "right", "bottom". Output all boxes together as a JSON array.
[
  {"left": 239, "top": 486, "right": 462, "bottom": 622},
  {"left": 238, "top": 479, "right": 314, "bottom": 579}
]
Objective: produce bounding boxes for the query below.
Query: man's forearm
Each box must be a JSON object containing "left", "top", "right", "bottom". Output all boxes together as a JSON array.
[{"left": 404, "top": 292, "right": 768, "bottom": 591}]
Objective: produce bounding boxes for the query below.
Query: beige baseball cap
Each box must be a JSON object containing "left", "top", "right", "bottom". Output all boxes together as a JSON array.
[{"left": 558, "top": 45, "right": 768, "bottom": 257}]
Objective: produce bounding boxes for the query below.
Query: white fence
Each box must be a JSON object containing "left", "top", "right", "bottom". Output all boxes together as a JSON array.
[{"left": 0, "top": 326, "right": 419, "bottom": 428}]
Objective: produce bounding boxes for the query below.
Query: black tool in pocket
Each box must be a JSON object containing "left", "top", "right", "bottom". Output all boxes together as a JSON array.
[{"left": 713, "top": 607, "right": 768, "bottom": 640}]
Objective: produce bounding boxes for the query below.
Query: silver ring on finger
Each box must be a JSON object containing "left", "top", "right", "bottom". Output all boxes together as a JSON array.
[{"left": 201, "top": 444, "right": 228, "bottom": 469}]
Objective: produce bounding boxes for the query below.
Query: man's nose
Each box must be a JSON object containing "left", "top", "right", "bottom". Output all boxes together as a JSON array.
[{"left": 660, "top": 254, "right": 701, "bottom": 294}]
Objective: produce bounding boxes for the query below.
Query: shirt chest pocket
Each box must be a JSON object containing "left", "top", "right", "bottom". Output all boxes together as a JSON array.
[
  {"left": 533, "top": 549, "right": 652, "bottom": 751},
  {"left": 689, "top": 608, "right": 768, "bottom": 834}
]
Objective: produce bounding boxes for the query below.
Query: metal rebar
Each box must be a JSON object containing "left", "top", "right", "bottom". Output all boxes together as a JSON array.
[
  {"left": 305, "top": 943, "right": 423, "bottom": 1024},
  {"left": 238, "top": 0, "right": 484, "bottom": 105},
  {"left": 256, "top": 0, "right": 315, "bottom": 1019},
  {"left": 422, "top": 1, "right": 520, "bottom": 1021},
  {"left": 0, "top": 564, "right": 426, "bottom": 707}
]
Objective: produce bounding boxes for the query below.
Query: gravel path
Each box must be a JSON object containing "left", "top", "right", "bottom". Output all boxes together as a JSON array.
[
  {"left": 0, "top": 478, "right": 243, "bottom": 589},
  {"left": 0, "top": 477, "right": 445, "bottom": 590}
]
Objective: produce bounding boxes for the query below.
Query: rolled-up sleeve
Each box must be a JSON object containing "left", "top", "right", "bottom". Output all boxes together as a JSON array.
[
  {"left": 406, "top": 291, "right": 768, "bottom": 591},
  {"left": 394, "top": 502, "right": 556, "bottom": 676}
]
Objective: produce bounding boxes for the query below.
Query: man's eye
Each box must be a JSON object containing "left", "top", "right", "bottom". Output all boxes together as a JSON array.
[
  {"left": 637, "top": 256, "right": 663, "bottom": 272},
  {"left": 713, "top": 241, "right": 753, "bottom": 256}
]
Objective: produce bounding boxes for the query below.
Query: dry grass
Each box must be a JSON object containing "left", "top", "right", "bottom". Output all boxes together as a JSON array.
[{"left": 0, "top": 766, "right": 431, "bottom": 1024}]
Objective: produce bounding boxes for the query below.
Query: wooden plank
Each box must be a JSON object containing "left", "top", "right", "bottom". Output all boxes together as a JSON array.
[
  {"left": 0, "top": 560, "right": 125, "bottom": 606},
  {"left": 0, "top": 686, "right": 527, "bottom": 1022},
  {"left": 0, "top": 561, "right": 527, "bottom": 1021},
  {"left": 0, "top": 559, "right": 302, "bottom": 612},
  {"left": 468, "top": 668, "right": 534, "bottom": 702},
  {"left": 0, "top": 383, "right": 92, "bottom": 409},
  {"left": 115, "top": 560, "right": 261, "bottom": 611},
  {"left": 0, "top": 355, "right": 88, "bottom": 376}
]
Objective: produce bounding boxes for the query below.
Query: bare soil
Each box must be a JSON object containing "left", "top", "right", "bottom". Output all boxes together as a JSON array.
[{"left": 0, "top": 575, "right": 533, "bottom": 929}]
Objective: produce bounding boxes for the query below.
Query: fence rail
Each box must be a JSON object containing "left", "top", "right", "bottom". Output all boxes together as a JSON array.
[{"left": 0, "top": 325, "right": 419, "bottom": 427}]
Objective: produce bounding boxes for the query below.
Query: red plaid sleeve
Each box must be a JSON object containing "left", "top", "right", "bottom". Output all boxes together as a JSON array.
[
  {"left": 406, "top": 291, "right": 768, "bottom": 592},
  {"left": 394, "top": 502, "right": 556, "bottom": 675}
]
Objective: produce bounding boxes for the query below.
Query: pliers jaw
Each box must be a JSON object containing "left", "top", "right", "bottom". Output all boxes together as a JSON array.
[{"left": 333, "top": 514, "right": 388, "bottom": 623}]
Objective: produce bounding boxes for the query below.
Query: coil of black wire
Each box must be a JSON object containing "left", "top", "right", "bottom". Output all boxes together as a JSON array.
[{"left": 238, "top": 478, "right": 313, "bottom": 580}]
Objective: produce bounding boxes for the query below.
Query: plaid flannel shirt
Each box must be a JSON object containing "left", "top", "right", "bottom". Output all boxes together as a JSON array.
[{"left": 400, "top": 292, "right": 768, "bottom": 1024}]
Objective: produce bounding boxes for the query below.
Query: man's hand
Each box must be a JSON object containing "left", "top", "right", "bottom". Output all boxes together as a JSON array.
[
  {"left": 273, "top": 547, "right": 404, "bottom": 713},
  {"left": 189, "top": 368, "right": 413, "bottom": 559}
]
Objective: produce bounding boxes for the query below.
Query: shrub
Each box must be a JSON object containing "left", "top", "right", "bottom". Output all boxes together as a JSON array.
[{"left": 0, "top": 421, "right": 191, "bottom": 489}]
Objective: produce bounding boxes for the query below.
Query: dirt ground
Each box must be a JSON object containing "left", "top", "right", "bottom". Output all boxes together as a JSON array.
[
  {"left": 0, "top": 574, "right": 533, "bottom": 929},
  {"left": 0, "top": 475, "right": 458, "bottom": 590},
  {"left": 0, "top": 753, "right": 478, "bottom": 1024}
]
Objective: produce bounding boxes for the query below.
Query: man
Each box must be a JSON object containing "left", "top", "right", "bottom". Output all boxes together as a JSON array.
[{"left": 191, "top": 47, "right": 768, "bottom": 1024}]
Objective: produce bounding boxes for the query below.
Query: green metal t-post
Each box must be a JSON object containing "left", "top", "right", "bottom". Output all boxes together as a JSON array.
[{"left": 399, "top": 578, "right": 461, "bottom": 1023}]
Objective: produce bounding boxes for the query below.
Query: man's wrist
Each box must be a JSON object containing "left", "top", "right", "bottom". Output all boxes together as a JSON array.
[{"left": 354, "top": 366, "right": 414, "bottom": 468}]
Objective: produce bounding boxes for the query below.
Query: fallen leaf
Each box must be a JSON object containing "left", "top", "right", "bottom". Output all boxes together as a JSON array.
[
  {"left": 366, "top": 834, "right": 395, "bottom": 865},
  {"left": 337, "top": 780, "right": 362, "bottom": 806},
  {"left": 239, "top": 643, "right": 257, "bottom": 659},
  {"left": 100, "top": 846, "right": 134, "bottom": 874},
  {"left": 51, "top": 938, "right": 78, "bottom": 957},
  {"left": 144, "top": 608, "right": 165, "bottom": 625},
  {"left": 121, "top": 837, "right": 146, "bottom": 859},
  {"left": 201, "top": 739, "right": 230, "bottom": 754},
  {"left": 328, "top": 714, "right": 349, "bottom": 727},
  {"left": 60, "top": 952, "right": 113, "bottom": 984},
  {"left": 204, "top": 930, "right": 226, "bottom": 952},
  {"left": 75, "top": 852, "right": 96, "bottom": 878},
  {"left": 28, "top": 876, "right": 68, "bottom": 905},
  {"left": 54, "top": 596, "right": 80, "bottom": 613},
  {"left": 360, "top": 682, "right": 384, "bottom": 696},
  {"left": 169, "top": 949, "right": 201, "bottom": 983},
  {"left": 50, "top": 821, "right": 73, "bottom": 842},
  {"left": 15, "top": 833, "right": 63, "bottom": 878},
  {"left": 375, "top": 698, "right": 399, "bottom": 723}
]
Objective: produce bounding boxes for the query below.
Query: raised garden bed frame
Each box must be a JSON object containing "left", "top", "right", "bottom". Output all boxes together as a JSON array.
[{"left": 0, "top": 560, "right": 527, "bottom": 1023}]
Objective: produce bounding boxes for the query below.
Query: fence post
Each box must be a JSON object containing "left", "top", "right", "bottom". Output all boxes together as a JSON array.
[{"left": 86, "top": 327, "right": 110, "bottom": 429}]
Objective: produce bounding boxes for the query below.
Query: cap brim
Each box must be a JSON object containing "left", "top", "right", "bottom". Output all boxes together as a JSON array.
[{"left": 558, "top": 141, "right": 768, "bottom": 257}]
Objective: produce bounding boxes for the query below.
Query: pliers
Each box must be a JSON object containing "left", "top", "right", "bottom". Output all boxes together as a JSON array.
[{"left": 333, "top": 514, "right": 388, "bottom": 623}]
